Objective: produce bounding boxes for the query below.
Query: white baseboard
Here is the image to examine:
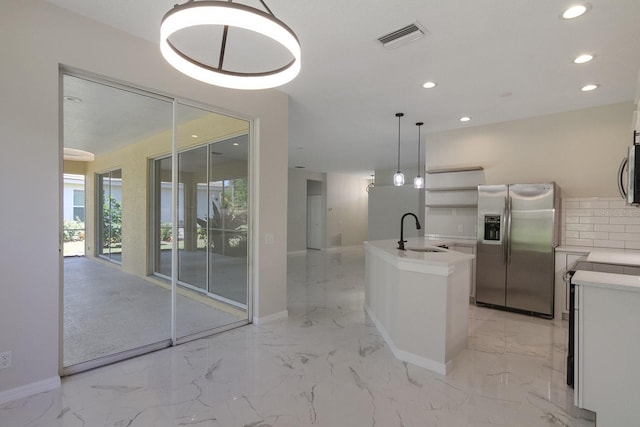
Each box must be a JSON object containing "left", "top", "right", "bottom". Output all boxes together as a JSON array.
[
  {"left": 364, "top": 304, "right": 449, "bottom": 375},
  {"left": 253, "top": 310, "right": 288, "bottom": 325},
  {"left": 287, "top": 250, "right": 308, "bottom": 256},
  {"left": 0, "top": 376, "right": 61, "bottom": 405}
]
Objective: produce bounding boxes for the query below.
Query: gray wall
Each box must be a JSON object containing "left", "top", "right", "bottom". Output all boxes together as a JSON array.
[
  {"left": 367, "top": 185, "right": 425, "bottom": 241},
  {"left": 0, "top": 0, "right": 288, "bottom": 398}
]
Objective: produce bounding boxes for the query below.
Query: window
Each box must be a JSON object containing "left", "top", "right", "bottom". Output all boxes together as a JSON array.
[{"left": 73, "top": 189, "right": 85, "bottom": 222}]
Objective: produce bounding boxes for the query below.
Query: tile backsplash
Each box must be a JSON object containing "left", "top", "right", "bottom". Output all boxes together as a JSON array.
[{"left": 561, "top": 197, "right": 640, "bottom": 249}]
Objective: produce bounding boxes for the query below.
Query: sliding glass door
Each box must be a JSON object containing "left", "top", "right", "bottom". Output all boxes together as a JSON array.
[
  {"left": 148, "top": 102, "right": 250, "bottom": 340},
  {"left": 62, "top": 71, "right": 252, "bottom": 374}
]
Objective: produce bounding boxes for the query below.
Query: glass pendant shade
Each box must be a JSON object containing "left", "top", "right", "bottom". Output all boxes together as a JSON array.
[
  {"left": 393, "top": 171, "right": 405, "bottom": 186},
  {"left": 413, "top": 175, "right": 424, "bottom": 189}
]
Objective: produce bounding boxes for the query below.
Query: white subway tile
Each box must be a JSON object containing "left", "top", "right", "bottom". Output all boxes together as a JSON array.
[
  {"left": 609, "top": 232, "right": 640, "bottom": 241},
  {"left": 566, "top": 223, "right": 593, "bottom": 232},
  {"left": 592, "top": 209, "right": 610, "bottom": 217},
  {"left": 625, "top": 241, "right": 640, "bottom": 249},
  {"left": 563, "top": 201, "right": 580, "bottom": 209},
  {"left": 566, "top": 216, "right": 580, "bottom": 224},
  {"left": 610, "top": 217, "right": 640, "bottom": 225},
  {"left": 594, "top": 224, "right": 625, "bottom": 232},
  {"left": 627, "top": 225, "right": 640, "bottom": 233},
  {"left": 564, "top": 231, "right": 580, "bottom": 238},
  {"left": 580, "top": 231, "right": 609, "bottom": 240},
  {"left": 580, "top": 217, "right": 609, "bottom": 224},
  {"left": 566, "top": 239, "right": 594, "bottom": 247},
  {"left": 580, "top": 200, "right": 610, "bottom": 209},
  {"left": 593, "top": 240, "right": 625, "bottom": 249},
  {"left": 565, "top": 209, "right": 594, "bottom": 217},
  {"left": 609, "top": 200, "right": 628, "bottom": 208}
]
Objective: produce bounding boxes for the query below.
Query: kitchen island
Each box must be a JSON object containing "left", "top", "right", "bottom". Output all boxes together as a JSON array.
[{"left": 364, "top": 237, "right": 474, "bottom": 375}]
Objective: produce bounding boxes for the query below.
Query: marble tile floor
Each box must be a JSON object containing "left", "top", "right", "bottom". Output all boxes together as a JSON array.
[{"left": 1, "top": 245, "right": 595, "bottom": 426}]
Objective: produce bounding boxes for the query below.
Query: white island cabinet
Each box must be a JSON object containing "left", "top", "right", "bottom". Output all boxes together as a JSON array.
[
  {"left": 364, "top": 238, "right": 474, "bottom": 375},
  {"left": 573, "top": 270, "right": 640, "bottom": 426}
]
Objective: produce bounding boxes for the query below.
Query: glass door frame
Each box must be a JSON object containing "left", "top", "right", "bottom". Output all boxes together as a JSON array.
[{"left": 60, "top": 68, "right": 255, "bottom": 375}]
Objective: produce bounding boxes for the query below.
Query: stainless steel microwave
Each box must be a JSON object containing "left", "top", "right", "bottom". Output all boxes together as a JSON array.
[{"left": 619, "top": 135, "right": 640, "bottom": 206}]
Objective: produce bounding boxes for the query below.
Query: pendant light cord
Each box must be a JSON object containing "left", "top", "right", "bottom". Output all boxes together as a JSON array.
[
  {"left": 396, "top": 113, "right": 404, "bottom": 172},
  {"left": 416, "top": 122, "right": 423, "bottom": 176}
]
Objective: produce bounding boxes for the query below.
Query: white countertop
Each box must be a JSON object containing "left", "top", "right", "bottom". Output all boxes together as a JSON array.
[
  {"left": 586, "top": 249, "right": 640, "bottom": 266},
  {"left": 365, "top": 237, "right": 474, "bottom": 276},
  {"left": 573, "top": 270, "right": 640, "bottom": 293}
]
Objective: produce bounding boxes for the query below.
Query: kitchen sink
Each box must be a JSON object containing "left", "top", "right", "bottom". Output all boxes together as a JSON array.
[{"left": 407, "top": 247, "right": 446, "bottom": 253}]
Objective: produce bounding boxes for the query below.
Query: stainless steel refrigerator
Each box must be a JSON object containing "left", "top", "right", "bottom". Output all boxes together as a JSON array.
[{"left": 476, "top": 183, "right": 559, "bottom": 318}]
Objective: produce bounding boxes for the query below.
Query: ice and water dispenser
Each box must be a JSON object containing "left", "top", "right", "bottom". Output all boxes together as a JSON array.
[{"left": 482, "top": 214, "right": 501, "bottom": 243}]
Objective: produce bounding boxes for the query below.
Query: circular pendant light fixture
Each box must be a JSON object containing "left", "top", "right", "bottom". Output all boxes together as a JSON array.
[
  {"left": 413, "top": 122, "right": 425, "bottom": 189},
  {"left": 160, "top": 0, "right": 301, "bottom": 90},
  {"left": 393, "top": 113, "right": 405, "bottom": 186}
]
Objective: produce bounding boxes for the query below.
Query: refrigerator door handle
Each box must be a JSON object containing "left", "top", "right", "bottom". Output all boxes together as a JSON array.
[
  {"left": 503, "top": 196, "right": 509, "bottom": 265},
  {"left": 507, "top": 196, "right": 512, "bottom": 265}
]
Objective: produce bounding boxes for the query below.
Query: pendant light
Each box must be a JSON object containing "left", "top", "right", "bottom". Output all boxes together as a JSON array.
[
  {"left": 393, "top": 113, "right": 405, "bottom": 186},
  {"left": 160, "top": 0, "right": 301, "bottom": 90},
  {"left": 413, "top": 122, "right": 425, "bottom": 189}
]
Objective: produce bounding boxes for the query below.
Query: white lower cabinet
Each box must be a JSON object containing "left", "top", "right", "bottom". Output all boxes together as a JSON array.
[
  {"left": 574, "top": 279, "right": 640, "bottom": 425},
  {"left": 451, "top": 244, "right": 476, "bottom": 300}
]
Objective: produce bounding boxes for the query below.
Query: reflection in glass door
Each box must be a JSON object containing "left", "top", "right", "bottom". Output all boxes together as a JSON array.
[
  {"left": 98, "top": 169, "right": 123, "bottom": 263},
  {"left": 63, "top": 73, "right": 173, "bottom": 373}
]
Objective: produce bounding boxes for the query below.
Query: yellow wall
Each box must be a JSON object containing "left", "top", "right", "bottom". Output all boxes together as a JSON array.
[{"left": 63, "top": 160, "right": 87, "bottom": 175}]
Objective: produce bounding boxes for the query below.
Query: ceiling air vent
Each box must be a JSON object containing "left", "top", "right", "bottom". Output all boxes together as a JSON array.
[{"left": 378, "top": 22, "right": 429, "bottom": 49}]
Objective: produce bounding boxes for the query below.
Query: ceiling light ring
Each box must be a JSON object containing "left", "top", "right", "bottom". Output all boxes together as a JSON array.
[
  {"left": 160, "top": 1, "right": 301, "bottom": 90},
  {"left": 165, "top": 39, "right": 297, "bottom": 78}
]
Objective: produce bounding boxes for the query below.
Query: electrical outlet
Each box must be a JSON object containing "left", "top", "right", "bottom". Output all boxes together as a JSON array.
[{"left": 0, "top": 351, "right": 11, "bottom": 369}]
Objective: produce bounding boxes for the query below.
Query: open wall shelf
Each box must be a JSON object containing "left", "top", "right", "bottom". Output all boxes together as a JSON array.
[
  {"left": 426, "top": 166, "right": 483, "bottom": 174},
  {"left": 424, "top": 166, "right": 483, "bottom": 208}
]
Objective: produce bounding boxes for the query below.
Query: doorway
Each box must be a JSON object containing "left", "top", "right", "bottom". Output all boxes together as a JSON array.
[{"left": 306, "top": 180, "right": 324, "bottom": 250}]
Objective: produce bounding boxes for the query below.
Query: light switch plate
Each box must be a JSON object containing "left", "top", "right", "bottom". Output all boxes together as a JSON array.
[{"left": 0, "top": 351, "right": 11, "bottom": 369}]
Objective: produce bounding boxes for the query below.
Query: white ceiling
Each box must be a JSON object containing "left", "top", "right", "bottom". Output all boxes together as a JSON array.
[{"left": 49, "top": 0, "right": 640, "bottom": 177}]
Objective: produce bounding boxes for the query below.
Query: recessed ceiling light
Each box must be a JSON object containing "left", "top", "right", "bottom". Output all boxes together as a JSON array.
[
  {"left": 191, "top": 134, "right": 198, "bottom": 138},
  {"left": 64, "top": 96, "right": 82, "bottom": 103},
  {"left": 581, "top": 84, "right": 599, "bottom": 91},
  {"left": 232, "top": 142, "right": 239, "bottom": 146},
  {"left": 562, "top": 4, "right": 590, "bottom": 19},
  {"left": 459, "top": 116, "right": 471, "bottom": 122},
  {"left": 574, "top": 54, "right": 594, "bottom": 64},
  {"left": 422, "top": 81, "right": 437, "bottom": 89}
]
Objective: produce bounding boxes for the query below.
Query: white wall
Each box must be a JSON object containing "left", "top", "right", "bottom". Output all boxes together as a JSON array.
[
  {"left": 326, "top": 173, "right": 369, "bottom": 248},
  {"left": 0, "top": 0, "right": 288, "bottom": 398},
  {"left": 426, "top": 102, "right": 635, "bottom": 198}
]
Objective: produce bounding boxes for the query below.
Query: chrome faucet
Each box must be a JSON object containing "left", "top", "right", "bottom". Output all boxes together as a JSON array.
[{"left": 398, "top": 212, "right": 422, "bottom": 250}]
